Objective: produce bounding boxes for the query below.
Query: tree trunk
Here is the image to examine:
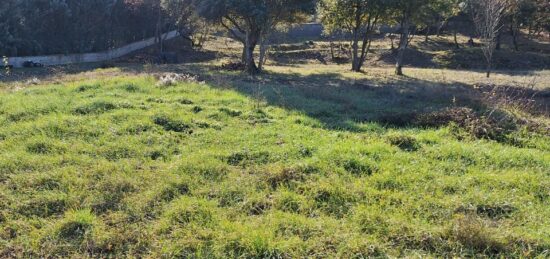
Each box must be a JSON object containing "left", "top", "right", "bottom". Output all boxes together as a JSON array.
[
  {"left": 395, "top": 20, "right": 410, "bottom": 76},
  {"left": 245, "top": 31, "right": 260, "bottom": 74},
  {"left": 436, "top": 19, "right": 446, "bottom": 37},
  {"left": 510, "top": 23, "right": 519, "bottom": 51},
  {"left": 329, "top": 40, "right": 336, "bottom": 60},
  {"left": 425, "top": 27, "right": 430, "bottom": 42},
  {"left": 156, "top": 0, "right": 163, "bottom": 54},
  {"left": 351, "top": 29, "right": 361, "bottom": 72},
  {"left": 486, "top": 62, "right": 491, "bottom": 78},
  {"left": 241, "top": 46, "right": 247, "bottom": 64},
  {"left": 258, "top": 34, "right": 269, "bottom": 71},
  {"left": 495, "top": 32, "right": 501, "bottom": 50},
  {"left": 454, "top": 30, "right": 460, "bottom": 49}
]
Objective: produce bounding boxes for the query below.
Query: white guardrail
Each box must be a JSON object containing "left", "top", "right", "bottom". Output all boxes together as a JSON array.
[{"left": 6, "top": 30, "right": 180, "bottom": 68}]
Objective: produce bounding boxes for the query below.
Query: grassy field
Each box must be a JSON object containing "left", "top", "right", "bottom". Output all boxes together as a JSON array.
[
  {"left": 1, "top": 31, "right": 550, "bottom": 257},
  {"left": 0, "top": 62, "right": 549, "bottom": 257}
]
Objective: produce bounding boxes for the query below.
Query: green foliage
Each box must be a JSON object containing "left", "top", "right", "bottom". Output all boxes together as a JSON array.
[{"left": 196, "top": 0, "right": 316, "bottom": 73}]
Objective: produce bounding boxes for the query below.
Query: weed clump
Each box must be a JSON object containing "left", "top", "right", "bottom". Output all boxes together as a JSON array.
[
  {"left": 192, "top": 106, "right": 203, "bottom": 113},
  {"left": 341, "top": 158, "right": 378, "bottom": 176},
  {"left": 448, "top": 214, "right": 505, "bottom": 254},
  {"left": 18, "top": 191, "right": 67, "bottom": 217},
  {"left": 160, "top": 197, "right": 215, "bottom": 230},
  {"left": 242, "top": 195, "right": 272, "bottom": 215},
  {"left": 386, "top": 134, "right": 420, "bottom": 151},
  {"left": 246, "top": 109, "right": 272, "bottom": 124},
  {"left": 26, "top": 141, "right": 55, "bottom": 154},
  {"left": 310, "top": 182, "right": 355, "bottom": 217},
  {"left": 273, "top": 191, "right": 307, "bottom": 213},
  {"left": 102, "top": 146, "right": 136, "bottom": 161},
  {"left": 264, "top": 166, "right": 309, "bottom": 189},
  {"left": 55, "top": 209, "right": 97, "bottom": 240},
  {"left": 88, "top": 178, "right": 136, "bottom": 213},
  {"left": 74, "top": 101, "right": 118, "bottom": 115},
  {"left": 121, "top": 83, "right": 140, "bottom": 92},
  {"left": 416, "top": 107, "right": 519, "bottom": 143},
  {"left": 152, "top": 114, "right": 193, "bottom": 133},
  {"left": 354, "top": 206, "right": 389, "bottom": 235},
  {"left": 75, "top": 84, "right": 100, "bottom": 92},
  {"left": 158, "top": 181, "right": 190, "bottom": 202},
  {"left": 219, "top": 107, "right": 242, "bottom": 117},
  {"left": 177, "top": 98, "right": 194, "bottom": 105},
  {"left": 455, "top": 204, "right": 516, "bottom": 220},
  {"left": 225, "top": 150, "right": 270, "bottom": 166}
]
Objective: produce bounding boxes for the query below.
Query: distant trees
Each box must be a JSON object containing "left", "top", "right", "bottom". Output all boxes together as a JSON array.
[
  {"left": 470, "top": 0, "right": 508, "bottom": 78},
  {"left": 195, "top": 0, "right": 316, "bottom": 74},
  {"left": 0, "top": 0, "right": 28, "bottom": 56},
  {"left": 390, "top": 0, "right": 443, "bottom": 76},
  {"left": 2, "top": 0, "right": 550, "bottom": 75},
  {"left": 162, "top": 0, "right": 209, "bottom": 49},
  {"left": 0, "top": 0, "right": 169, "bottom": 56},
  {"left": 320, "top": 0, "right": 448, "bottom": 75},
  {"left": 320, "top": 0, "right": 389, "bottom": 72}
]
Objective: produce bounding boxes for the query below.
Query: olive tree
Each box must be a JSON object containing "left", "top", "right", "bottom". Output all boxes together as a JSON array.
[
  {"left": 319, "top": 0, "right": 389, "bottom": 72},
  {"left": 162, "top": 0, "right": 210, "bottom": 49},
  {"left": 196, "top": 0, "right": 316, "bottom": 74},
  {"left": 391, "top": 0, "right": 438, "bottom": 76}
]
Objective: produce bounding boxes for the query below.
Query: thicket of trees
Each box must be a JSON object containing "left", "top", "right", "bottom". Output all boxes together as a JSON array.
[
  {"left": 0, "top": 0, "right": 173, "bottom": 56},
  {"left": 1, "top": 0, "right": 549, "bottom": 75}
]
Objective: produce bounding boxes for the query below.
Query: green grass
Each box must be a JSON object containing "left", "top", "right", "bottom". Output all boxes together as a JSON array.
[{"left": 0, "top": 71, "right": 549, "bottom": 258}]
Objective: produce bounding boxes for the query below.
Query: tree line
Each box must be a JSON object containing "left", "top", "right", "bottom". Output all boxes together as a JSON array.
[{"left": 1, "top": 0, "right": 549, "bottom": 76}]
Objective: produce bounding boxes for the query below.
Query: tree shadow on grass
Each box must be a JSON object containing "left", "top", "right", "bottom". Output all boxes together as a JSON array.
[{"left": 192, "top": 67, "right": 492, "bottom": 132}]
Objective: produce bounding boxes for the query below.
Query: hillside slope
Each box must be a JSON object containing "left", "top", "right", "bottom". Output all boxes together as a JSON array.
[{"left": 0, "top": 69, "right": 549, "bottom": 257}]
